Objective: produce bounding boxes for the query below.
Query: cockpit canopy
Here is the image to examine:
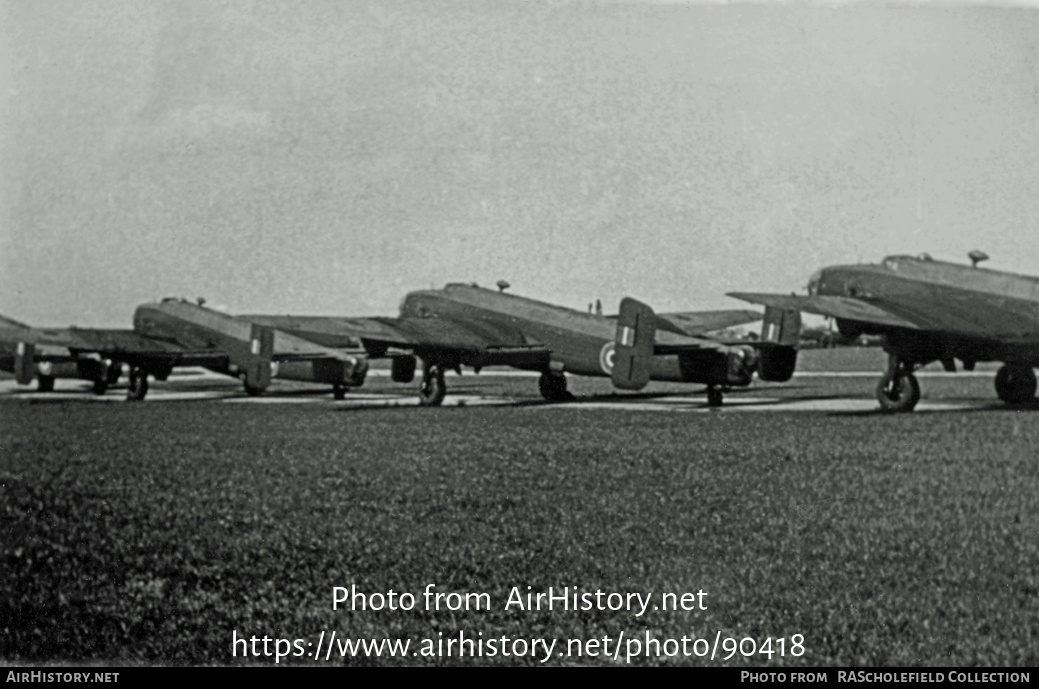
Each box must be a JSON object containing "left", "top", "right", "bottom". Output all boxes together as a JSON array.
[
  {"left": 806, "top": 270, "right": 823, "bottom": 296},
  {"left": 881, "top": 253, "right": 933, "bottom": 271}
]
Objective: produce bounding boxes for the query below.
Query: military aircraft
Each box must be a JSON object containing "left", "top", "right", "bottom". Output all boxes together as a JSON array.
[
  {"left": 730, "top": 251, "right": 1039, "bottom": 412},
  {"left": 245, "top": 283, "right": 801, "bottom": 407},
  {"left": 3, "top": 299, "right": 368, "bottom": 400},
  {"left": 0, "top": 315, "right": 122, "bottom": 393}
]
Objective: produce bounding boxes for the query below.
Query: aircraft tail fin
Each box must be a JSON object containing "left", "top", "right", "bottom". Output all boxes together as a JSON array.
[
  {"left": 611, "top": 297, "right": 656, "bottom": 390},
  {"left": 244, "top": 324, "right": 275, "bottom": 391},
  {"left": 755, "top": 307, "right": 800, "bottom": 382},
  {"left": 226, "top": 324, "right": 275, "bottom": 392},
  {"left": 15, "top": 341, "right": 35, "bottom": 385},
  {"left": 761, "top": 306, "right": 801, "bottom": 347}
]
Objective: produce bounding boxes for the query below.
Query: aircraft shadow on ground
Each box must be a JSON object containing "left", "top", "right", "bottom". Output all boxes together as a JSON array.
[
  {"left": 7, "top": 381, "right": 1037, "bottom": 415},
  {"left": 821, "top": 398, "right": 1039, "bottom": 417}
]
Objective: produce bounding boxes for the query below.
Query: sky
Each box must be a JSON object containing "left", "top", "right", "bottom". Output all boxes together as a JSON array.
[{"left": 2, "top": 0, "right": 1038, "bottom": 326}]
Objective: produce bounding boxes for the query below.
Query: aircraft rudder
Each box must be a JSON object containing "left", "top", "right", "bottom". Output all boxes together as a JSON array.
[
  {"left": 611, "top": 297, "right": 656, "bottom": 390},
  {"left": 15, "top": 341, "right": 35, "bottom": 385},
  {"left": 244, "top": 323, "right": 275, "bottom": 391},
  {"left": 756, "top": 306, "right": 800, "bottom": 382},
  {"left": 762, "top": 306, "right": 801, "bottom": 347}
]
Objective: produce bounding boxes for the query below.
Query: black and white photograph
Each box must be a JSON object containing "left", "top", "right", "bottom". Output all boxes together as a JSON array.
[{"left": 2, "top": 0, "right": 1037, "bottom": 671}]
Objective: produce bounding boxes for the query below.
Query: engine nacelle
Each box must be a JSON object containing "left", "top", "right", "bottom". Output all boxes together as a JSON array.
[
  {"left": 756, "top": 346, "right": 798, "bottom": 382},
  {"left": 676, "top": 346, "right": 755, "bottom": 386},
  {"left": 391, "top": 356, "right": 416, "bottom": 383},
  {"left": 725, "top": 346, "right": 756, "bottom": 386},
  {"left": 274, "top": 355, "right": 369, "bottom": 387},
  {"left": 836, "top": 318, "right": 867, "bottom": 339},
  {"left": 346, "top": 356, "right": 369, "bottom": 387}
]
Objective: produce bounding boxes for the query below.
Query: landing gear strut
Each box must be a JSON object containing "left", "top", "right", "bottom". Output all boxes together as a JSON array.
[
  {"left": 418, "top": 362, "right": 446, "bottom": 407},
  {"left": 538, "top": 371, "right": 573, "bottom": 402},
  {"left": 706, "top": 386, "right": 723, "bottom": 408},
  {"left": 127, "top": 368, "right": 149, "bottom": 401},
  {"left": 333, "top": 383, "right": 348, "bottom": 401},
  {"left": 994, "top": 363, "right": 1037, "bottom": 405},
  {"left": 875, "top": 354, "right": 920, "bottom": 413}
]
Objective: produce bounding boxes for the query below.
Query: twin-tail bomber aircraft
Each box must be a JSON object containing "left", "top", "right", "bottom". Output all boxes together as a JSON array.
[
  {"left": 245, "top": 282, "right": 802, "bottom": 407},
  {"left": 0, "top": 315, "right": 122, "bottom": 393},
  {"left": 731, "top": 251, "right": 1039, "bottom": 412},
  {"left": 1, "top": 299, "right": 368, "bottom": 400}
]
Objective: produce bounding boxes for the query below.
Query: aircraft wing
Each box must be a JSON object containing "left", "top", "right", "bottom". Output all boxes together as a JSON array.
[
  {"left": 0, "top": 314, "right": 32, "bottom": 329},
  {"left": 655, "top": 309, "right": 762, "bottom": 336},
  {"left": 59, "top": 327, "right": 355, "bottom": 364},
  {"left": 243, "top": 315, "right": 548, "bottom": 356},
  {"left": 242, "top": 316, "right": 403, "bottom": 348},
  {"left": 726, "top": 293, "right": 921, "bottom": 330},
  {"left": 58, "top": 329, "right": 231, "bottom": 365}
]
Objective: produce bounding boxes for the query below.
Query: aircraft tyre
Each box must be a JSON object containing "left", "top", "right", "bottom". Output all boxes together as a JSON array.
[
  {"left": 875, "top": 372, "right": 920, "bottom": 412},
  {"left": 706, "top": 386, "right": 723, "bottom": 408},
  {"left": 127, "top": 369, "right": 149, "bottom": 401},
  {"left": 418, "top": 363, "right": 446, "bottom": 407},
  {"left": 538, "top": 371, "right": 573, "bottom": 401},
  {"left": 244, "top": 382, "right": 264, "bottom": 396},
  {"left": 994, "top": 363, "right": 1037, "bottom": 404},
  {"left": 92, "top": 378, "right": 109, "bottom": 395},
  {"left": 333, "top": 383, "right": 348, "bottom": 400},
  {"left": 36, "top": 375, "right": 55, "bottom": 392}
]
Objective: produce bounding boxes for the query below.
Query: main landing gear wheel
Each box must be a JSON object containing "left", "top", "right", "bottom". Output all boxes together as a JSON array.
[
  {"left": 418, "top": 362, "right": 446, "bottom": 407},
  {"left": 37, "top": 375, "right": 55, "bottom": 393},
  {"left": 92, "top": 378, "right": 109, "bottom": 395},
  {"left": 994, "top": 363, "right": 1037, "bottom": 405},
  {"left": 127, "top": 369, "right": 149, "bottom": 401},
  {"left": 875, "top": 355, "right": 920, "bottom": 413},
  {"left": 706, "top": 386, "right": 724, "bottom": 408},
  {"left": 538, "top": 371, "right": 573, "bottom": 402},
  {"left": 333, "top": 383, "right": 348, "bottom": 401},
  {"left": 244, "top": 382, "right": 264, "bottom": 397}
]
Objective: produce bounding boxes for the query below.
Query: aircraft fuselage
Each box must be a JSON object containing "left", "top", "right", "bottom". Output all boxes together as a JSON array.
[
  {"left": 400, "top": 285, "right": 750, "bottom": 386},
  {"left": 811, "top": 255, "right": 1039, "bottom": 366}
]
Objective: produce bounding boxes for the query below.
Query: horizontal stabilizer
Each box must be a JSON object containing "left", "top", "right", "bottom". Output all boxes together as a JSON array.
[
  {"left": 15, "top": 341, "right": 35, "bottom": 385},
  {"left": 612, "top": 297, "right": 656, "bottom": 391},
  {"left": 656, "top": 309, "right": 762, "bottom": 336}
]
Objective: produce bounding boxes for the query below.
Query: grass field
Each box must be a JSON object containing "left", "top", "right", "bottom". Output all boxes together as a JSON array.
[{"left": 1, "top": 349, "right": 1036, "bottom": 666}]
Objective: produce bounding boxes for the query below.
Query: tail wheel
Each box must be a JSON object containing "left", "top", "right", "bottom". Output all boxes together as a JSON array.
[
  {"left": 538, "top": 371, "right": 573, "bottom": 401},
  {"left": 127, "top": 369, "right": 149, "bottom": 401},
  {"left": 994, "top": 363, "right": 1037, "bottom": 404},
  {"left": 418, "top": 363, "right": 446, "bottom": 407},
  {"left": 876, "top": 372, "right": 920, "bottom": 412},
  {"left": 37, "top": 375, "right": 55, "bottom": 393}
]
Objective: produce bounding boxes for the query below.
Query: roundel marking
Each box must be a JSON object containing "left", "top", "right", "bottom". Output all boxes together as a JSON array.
[{"left": 599, "top": 341, "right": 616, "bottom": 375}]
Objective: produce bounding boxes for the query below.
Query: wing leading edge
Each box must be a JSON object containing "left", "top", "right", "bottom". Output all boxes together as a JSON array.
[{"left": 727, "top": 293, "right": 920, "bottom": 330}]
